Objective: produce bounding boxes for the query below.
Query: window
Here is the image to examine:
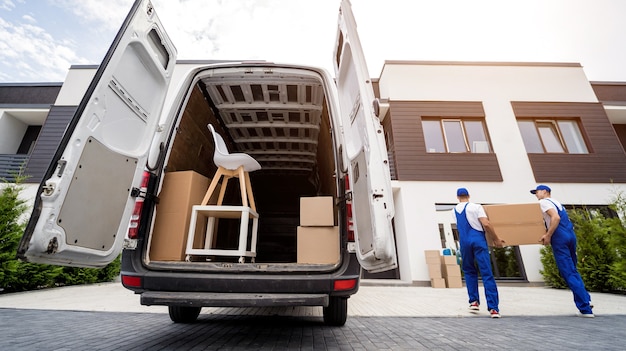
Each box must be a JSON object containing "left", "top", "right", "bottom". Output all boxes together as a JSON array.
[
  {"left": 517, "top": 119, "right": 588, "bottom": 154},
  {"left": 423, "top": 118, "right": 492, "bottom": 153}
]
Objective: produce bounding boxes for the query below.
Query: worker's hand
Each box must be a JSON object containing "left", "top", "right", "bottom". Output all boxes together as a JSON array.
[
  {"left": 493, "top": 238, "right": 505, "bottom": 248},
  {"left": 540, "top": 233, "right": 551, "bottom": 246}
]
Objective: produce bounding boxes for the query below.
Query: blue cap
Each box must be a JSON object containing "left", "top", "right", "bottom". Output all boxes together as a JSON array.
[
  {"left": 457, "top": 188, "right": 469, "bottom": 196},
  {"left": 530, "top": 184, "right": 551, "bottom": 194}
]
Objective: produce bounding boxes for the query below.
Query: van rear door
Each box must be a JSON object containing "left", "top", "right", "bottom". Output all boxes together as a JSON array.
[
  {"left": 17, "top": 0, "right": 176, "bottom": 267},
  {"left": 334, "top": 0, "right": 397, "bottom": 273}
]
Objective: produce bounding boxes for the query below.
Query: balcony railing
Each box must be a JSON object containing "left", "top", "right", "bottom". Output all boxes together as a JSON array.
[{"left": 0, "top": 154, "right": 29, "bottom": 182}]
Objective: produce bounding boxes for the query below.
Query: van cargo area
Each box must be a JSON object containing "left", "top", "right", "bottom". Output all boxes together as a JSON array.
[{"left": 146, "top": 65, "right": 342, "bottom": 271}]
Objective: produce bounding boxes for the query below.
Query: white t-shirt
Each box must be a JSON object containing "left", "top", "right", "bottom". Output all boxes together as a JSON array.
[
  {"left": 455, "top": 202, "right": 487, "bottom": 231},
  {"left": 539, "top": 198, "right": 563, "bottom": 228}
]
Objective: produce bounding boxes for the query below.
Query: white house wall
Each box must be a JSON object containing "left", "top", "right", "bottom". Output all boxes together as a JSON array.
[
  {"left": 379, "top": 62, "right": 626, "bottom": 284},
  {"left": 0, "top": 111, "right": 27, "bottom": 153}
]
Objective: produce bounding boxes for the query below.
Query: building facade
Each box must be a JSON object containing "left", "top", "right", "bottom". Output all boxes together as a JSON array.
[
  {"left": 3, "top": 61, "right": 626, "bottom": 285},
  {"left": 375, "top": 61, "right": 626, "bottom": 284}
]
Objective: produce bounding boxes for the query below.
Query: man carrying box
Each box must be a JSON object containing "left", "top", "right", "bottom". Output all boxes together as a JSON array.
[
  {"left": 455, "top": 187, "right": 505, "bottom": 318},
  {"left": 531, "top": 184, "right": 594, "bottom": 318}
]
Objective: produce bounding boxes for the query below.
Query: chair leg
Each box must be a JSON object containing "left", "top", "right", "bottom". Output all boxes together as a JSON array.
[
  {"left": 202, "top": 167, "right": 226, "bottom": 205},
  {"left": 216, "top": 175, "right": 231, "bottom": 206},
  {"left": 237, "top": 166, "right": 248, "bottom": 208},
  {"left": 244, "top": 171, "right": 256, "bottom": 212}
]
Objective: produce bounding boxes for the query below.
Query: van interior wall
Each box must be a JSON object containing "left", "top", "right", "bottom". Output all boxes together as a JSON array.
[{"left": 157, "top": 84, "right": 338, "bottom": 263}]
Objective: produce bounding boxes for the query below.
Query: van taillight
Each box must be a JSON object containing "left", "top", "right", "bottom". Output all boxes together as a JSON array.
[
  {"left": 128, "top": 171, "right": 150, "bottom": 239},
  {"left": 345, "top": 176, "right": 354, "bottom": 242},
  {"left": 333, "top": 279, "right": 357, "bottom": 291},
  {"left": 121, "top": 275, "right": 142, "bottom": 288}
]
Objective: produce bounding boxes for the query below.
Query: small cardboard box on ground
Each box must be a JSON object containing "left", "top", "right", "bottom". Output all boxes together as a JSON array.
[
  {"left": 440, "top": 256, "right": 463, "bottom": 288},
  {"left": 296, "top": 226, "right": 340, "bottom": 264},
  {"left": 300, "top": 196, "right": 334, "bottom": 226},
  {"left": 445, "top": 275, "right": 463, "bottom": 288},
  {"left": 149, "top": 171, "right": 209, "bottom": 261},
  {"left": 430, "top": 278, "right": 446, "bottom": 288},
  {"left": 483, "top": 203, "right": 546, "bottom": 246}
]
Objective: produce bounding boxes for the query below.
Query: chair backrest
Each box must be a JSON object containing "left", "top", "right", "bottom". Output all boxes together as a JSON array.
[
  {"left": 208, "top": 124, "right": 230, "bottom": 156},
  {"left": 208, "top": 124, "right": 262, "bottom": 172}
]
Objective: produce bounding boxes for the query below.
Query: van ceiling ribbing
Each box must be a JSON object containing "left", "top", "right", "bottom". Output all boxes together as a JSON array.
[{"left": 201, "top": 69, "right": 325, "bottom": 173}]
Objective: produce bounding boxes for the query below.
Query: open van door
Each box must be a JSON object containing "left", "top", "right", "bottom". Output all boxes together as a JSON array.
[
  {"left": 334, "top": 0, "right": 397, "bottom": 273},
  {"left": 17, "top": 0, "right": 176, "bottom": 268}
]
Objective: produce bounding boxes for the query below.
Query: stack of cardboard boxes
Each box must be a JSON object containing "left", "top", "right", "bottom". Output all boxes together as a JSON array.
[
  {"left": 424, "top": 250, "right": 445, "bottom": 288},
  {"left": 441, "top": 254, "right": 462, "bottom": 288},
  {"left": 424, "top": 250, "right": 463, "bottom": 288},
  {"left": 297, "top": 197, "right": 340, "bottom": 264}
]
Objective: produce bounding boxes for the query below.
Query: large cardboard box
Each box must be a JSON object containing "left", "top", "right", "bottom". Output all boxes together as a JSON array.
[
  {"left": 149, "top": 171, "right": 209, "bottom": 261},
  {"left": 297, "top": 226, "right": 340, "bottom": 264},
  {"left": 483, "top": 203, "right": 546, "bottom": 246},
  {"left": 300, "top": 196, "right": 334, "bottom": 226}
]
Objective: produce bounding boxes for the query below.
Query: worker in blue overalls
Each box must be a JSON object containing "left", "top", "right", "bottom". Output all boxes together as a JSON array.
[
  {"left": 455, "top": 188, "right": 505, "bottom": 318},
  {"left": 531, "top": 184, "right": 594, "bottom": 317}
]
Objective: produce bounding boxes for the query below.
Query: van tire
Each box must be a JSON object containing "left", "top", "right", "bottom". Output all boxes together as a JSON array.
[
  {"left": 168, "top": 306, "right": 201, "bottom": 323},
  {"left": 323, "top": 297, "right": 348, "bottom": 326}
]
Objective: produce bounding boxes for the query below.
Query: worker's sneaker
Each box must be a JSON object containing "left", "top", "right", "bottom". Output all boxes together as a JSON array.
[
  {"left": 577, "top": 311, "right": 595, "bottom": 318},
  {"left": 469, "top": 301, "right": 480, "bottom": 311},
  {"left": 489, "top": 309, "right": 501, "bottom": 318}
]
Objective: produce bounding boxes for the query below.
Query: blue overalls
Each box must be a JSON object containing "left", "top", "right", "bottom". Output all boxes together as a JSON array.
[
  {"left": 455, "top": 203, "right": 499, "bottom": 312},
  {"left": 545, "top": 199, "right": 593, "bottom": 314}
]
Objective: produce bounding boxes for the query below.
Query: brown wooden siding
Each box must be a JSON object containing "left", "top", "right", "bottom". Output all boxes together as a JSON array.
[
  {"left": 386, "top": 101, "right": 502, "bottom": 181},
  {"left": 512, "top": 102, "right": 626, "bottom": 183},
  {"left": 24, "top": 105, "right": 76, "bottom": 183},
  {"left": 590, "top": 82, "right": 626, "bottom": 103},
  {"left": 614, "top": 124, "right": 626, "bottom": 153}
]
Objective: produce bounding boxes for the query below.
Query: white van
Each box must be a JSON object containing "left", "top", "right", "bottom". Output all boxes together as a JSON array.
[{"left": 18, "top": 0, "right": 396, "bottom": 326}]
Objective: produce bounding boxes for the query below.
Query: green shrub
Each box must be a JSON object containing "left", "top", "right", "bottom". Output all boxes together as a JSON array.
[{"left": 540, "top": 195, "right": 626, "bottom": 292}]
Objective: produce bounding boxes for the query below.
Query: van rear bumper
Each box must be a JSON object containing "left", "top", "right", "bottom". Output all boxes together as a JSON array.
[{"left": 141, "top": 291, "right": 329, "bottom": 307}]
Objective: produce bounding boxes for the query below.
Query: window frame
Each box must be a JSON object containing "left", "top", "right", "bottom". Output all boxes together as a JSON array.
[
  {"left": 517, "top": 118, "right": 589, "bottom": 154},
  {"left": 422, "top": 117, "right": 492, "bottom": 154}
]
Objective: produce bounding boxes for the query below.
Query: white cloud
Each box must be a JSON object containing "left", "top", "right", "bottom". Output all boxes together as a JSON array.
[{"left": 0, "top": 15, "right": 88, "bottom": 81}]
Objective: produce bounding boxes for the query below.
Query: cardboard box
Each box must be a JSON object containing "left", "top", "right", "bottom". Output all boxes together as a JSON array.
[
  {"left": 428, "top": 264, "right": 442, "bottom": 279},
  {"left": 300, "top": 196, "right": 334, "bottom": 226},
  {"left": 483, "top": 203, "right": 546, "bottom": 246},
  {"left": 441, "top": 255, "right": 457, "bottom": 265},
  {"left": 445, "top": 275, "right": 463, "bottom": 288},
  {"left": 431, "top": 278, "right": 446, "bottom": 288},
  {"left": 442, "top": 264, "right": 462, "bottom": 278},
  {"left": 149, "top": 171, "right": 209, "bottom": 261},
  {"left": 424, "top": 250, "right": 441, "bottom": 265},
  {"left": 297, "top": 226, "right": 340, "bottom": 264}
]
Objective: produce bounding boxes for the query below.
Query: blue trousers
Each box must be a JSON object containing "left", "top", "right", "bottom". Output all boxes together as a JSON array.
[
  {"left": 551, "top": 232, "right": 593, "bottom": 314},
  {"left": 460, "top": 231, "right": 499, "bottom": 311}
]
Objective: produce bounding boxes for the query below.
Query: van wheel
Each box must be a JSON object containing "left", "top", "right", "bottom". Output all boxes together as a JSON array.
[
  {"left": 168, "top": 306, "right": 201, "bottom": 323},
  {"left": 323, "top": 297, "right": 348, "bottom": 326}
]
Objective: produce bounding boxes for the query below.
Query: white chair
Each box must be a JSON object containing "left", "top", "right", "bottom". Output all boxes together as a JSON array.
[
  {"left": 186, "top": 124, "right": 261, "bottom": 263},
  {"left": 200, "top": 124, "right": 261, "bottom": 209}
]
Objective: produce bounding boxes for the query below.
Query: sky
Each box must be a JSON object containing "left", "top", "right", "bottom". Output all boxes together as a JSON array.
[{"left": 1, "top": 0, "right": 626, "bottom": 83}]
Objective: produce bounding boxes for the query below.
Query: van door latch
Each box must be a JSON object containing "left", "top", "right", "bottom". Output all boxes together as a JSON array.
[{"left": 130, "top": 187, "right": 159, "bottom": 203}]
